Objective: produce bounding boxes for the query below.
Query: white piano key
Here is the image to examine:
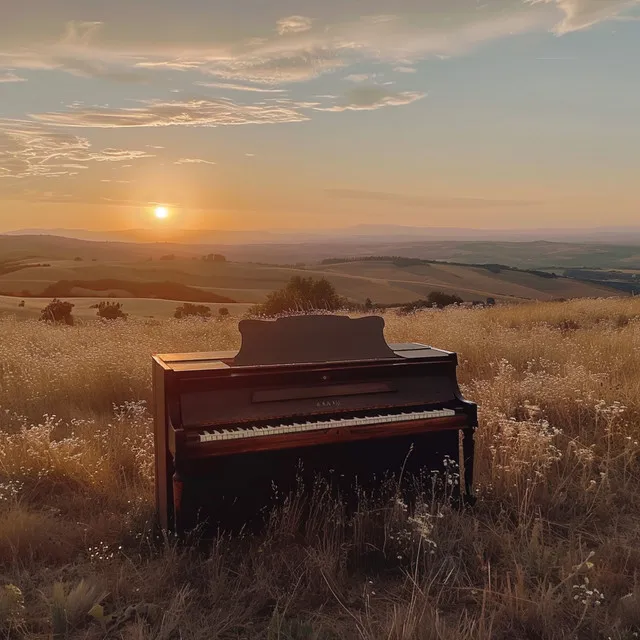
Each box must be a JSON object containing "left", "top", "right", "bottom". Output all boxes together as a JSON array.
[{"left": 198, "top": 407, "right": 461, "bottom": 443}]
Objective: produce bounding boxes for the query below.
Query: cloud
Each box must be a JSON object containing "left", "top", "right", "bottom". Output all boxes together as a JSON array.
[
  {"left": 318, "top": 86, "right": 425, "bottom": 112},
  {"left": 1, "top": 3, "right": 637, "bottom": 91},
  {"left": 527, "top": 0, "right": 640, "bottom": 33},
  {"left": 276, "top": 16, "right": 313, "bottom": 35},
  {"left": 88, "top": 148, "right": 154, "bottom": 161},
  {"left": 195, "top": 80, "right": 287, "bottom": 93},
  {"left": 0, "top": 71, "right": 26, "bottom": 83},
  {"left": 394, "top": 66, "right": 416, "bottom": 73},
  {"left": 344, "top": 73, "right": 374, "bottom": 83},
  {"left": 174, "top": 157, "right": 217, "bottom": 165},
  {"left": 207, "top": 51, "right": 345, "bottom": 85},
  {"left": 325, "top": 188, "right": 539, "bottom": 208},
  {"left": 0, "top": 120, "right": 154, "bottom": 179},
  {"left": 30, "top": 98, "right": 310, "bottom": 128}
]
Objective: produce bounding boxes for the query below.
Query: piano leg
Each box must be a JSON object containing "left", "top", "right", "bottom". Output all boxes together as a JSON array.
[
  {"left": 462, "top": 427, "right": 476, "bottom": 506},
  {"left": 172, "top": 469, "right": 185, "bottom": 536}
]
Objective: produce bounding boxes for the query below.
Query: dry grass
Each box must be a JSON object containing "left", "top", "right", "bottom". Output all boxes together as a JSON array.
[{"left": 1, "top": 298, "right": 640, "bottom": 639}]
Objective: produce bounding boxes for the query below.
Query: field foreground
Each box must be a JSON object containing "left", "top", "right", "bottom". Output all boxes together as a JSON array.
[{"left": 1, "top": 300, "right": 640, "bottom": 639}]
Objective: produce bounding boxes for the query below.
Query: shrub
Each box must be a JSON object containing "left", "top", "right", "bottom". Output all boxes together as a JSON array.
[
  {"left": 218, "top": 307, "right": 230, "bottom": 317},
  {"left": 39, "top": 299, "right": 74, "bottom": 325},
  {"left": 92, "top": 301, "right": 127, "bottom": 321},
  {"left": 160, "top": 254, "right": 176, "bottom": 261},
  {"left": 257, "top": 276, "right": 343, "bottom": 316},
  {"left": 427, "top": 291, "right": 463, "bottom": 308},
  {"left": 18, "top": 300, "right": 25, "bottom": 308},
  {"left": 203, "top": 253, "right": 227, "bottom": 262},
  {"left": 73, "top": 257, "right": 83, "bottom": 262},
  {"left": 174, "top": 303, "right": 212, "bottom": 319}
]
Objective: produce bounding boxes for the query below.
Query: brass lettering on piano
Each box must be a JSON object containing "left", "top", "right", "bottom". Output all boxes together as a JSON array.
[{"left": 152, "top": 314, "right": 478, "bottom": 535}]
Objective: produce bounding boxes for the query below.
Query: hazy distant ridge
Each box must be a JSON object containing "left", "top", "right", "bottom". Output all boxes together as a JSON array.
[{"left": 5, "top": 225, "right": 640, "bottom": 245}]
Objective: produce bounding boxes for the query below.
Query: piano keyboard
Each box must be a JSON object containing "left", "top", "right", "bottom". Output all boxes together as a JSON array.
[{"left": 198, "top": 408, "right": 456, "bottom": 443}]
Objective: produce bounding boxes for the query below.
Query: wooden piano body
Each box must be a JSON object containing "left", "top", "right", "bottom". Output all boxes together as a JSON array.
[{"left": 153, "top": 315, "right": 478, "bottom": 534}]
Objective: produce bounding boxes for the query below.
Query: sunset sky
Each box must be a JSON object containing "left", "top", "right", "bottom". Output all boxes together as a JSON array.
[{"left": 0, "top": 0, "right": 639, "bottom": 232}]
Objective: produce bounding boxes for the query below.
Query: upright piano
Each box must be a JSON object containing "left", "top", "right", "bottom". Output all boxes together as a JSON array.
[{"left": 153, "top": 314, "right": 478, "bottom": 535}]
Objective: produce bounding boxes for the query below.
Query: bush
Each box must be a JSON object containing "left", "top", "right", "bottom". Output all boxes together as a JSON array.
[
  {"left": 18, "top": 300, "right": 25, "bottom": 308},
  {"left": 427, "top": 291, "right": 463, "bottom": 308},
  {"left": 40, "top": 299, "right": 74, "bottom": 325},
  {"left": 160, "top": 254, "right": 176, "bottom": 261},
  {"left": 92, "top": 301, "right": 127, "bottom": 321},
  {"left": 203, "top": 253, "right": 227, "bottom": 262},
  {"left": 218, "top": 307, "right": 230, "bottom": 317},
  {"left": 174, "top": 303, "right": 212, "bottom": 319},
  {"left": 398, "top": 291, "right": 464, "bottom": 314},
  {"left": 257, "top": 277, "right": 344, "bottom": 316}
]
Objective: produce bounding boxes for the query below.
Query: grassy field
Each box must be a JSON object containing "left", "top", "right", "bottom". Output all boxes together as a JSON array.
[
  {"left": 0, "top": 255, "right": 621, "bottom": 306},
  {"left": 1, "top": 299, "right": 640, "bottom": 638}
]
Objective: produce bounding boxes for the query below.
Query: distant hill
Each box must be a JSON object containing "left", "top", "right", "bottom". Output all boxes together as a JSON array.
[
  {"left": 2, "top": 233, "right": 640, "bottom": 271},
  {"left": 0, "top": 250, "right": 623, "bottom": 307},
  {"left": 5, "top": 224, "right": 640, "bottom": 245}
]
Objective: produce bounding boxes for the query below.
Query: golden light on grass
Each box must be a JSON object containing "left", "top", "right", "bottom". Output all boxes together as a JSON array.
[
  {"left": 2, "top": 298, "right": 640, "bottom": 635},
  {"left": 154, "top": 205, "right": 169, "bottom": 220}
]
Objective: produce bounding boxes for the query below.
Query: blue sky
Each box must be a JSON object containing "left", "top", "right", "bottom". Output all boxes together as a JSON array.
[{"left": 0, "top": 0, "right": 638, "bottom": 231}]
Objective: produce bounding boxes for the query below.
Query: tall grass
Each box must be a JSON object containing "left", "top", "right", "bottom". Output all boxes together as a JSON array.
[{"left": 0, "top": 298, "right": 639, "bottom": 638}]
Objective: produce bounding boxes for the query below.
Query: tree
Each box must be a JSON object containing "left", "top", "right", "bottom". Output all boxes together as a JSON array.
[
  {"left": 218, "top": 307, "right": 230, "bottom": 317},
  {"left": 427, "top": 291, "right": 463, "bottom": 308},
  {"left": 174, "top": 303, "right": 212, "bottom": 319},
  {"left": 364, "top": 298, "right": 374, "bottom": 310},
  {"left": 40, "top": 299, "right": 74, "bottom": 325},
  {"left": 92, "top": 301, "right": 127, "bottom": 320},
  {"left": 399, "top": 291, "right": 463, "bottom": 314},
  {"left": 18, "top": 300, "right": 25, "bottom": 308},
  {"left": 203, "top": 253, "right": 227, "bottom": 262},
  {"left": 257, "top": 276, "right": 343, "bottom": 316}
]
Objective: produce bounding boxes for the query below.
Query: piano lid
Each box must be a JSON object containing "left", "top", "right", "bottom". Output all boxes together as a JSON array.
[{"left": 233, "top": 314, "right": 399, "bottom": 366}]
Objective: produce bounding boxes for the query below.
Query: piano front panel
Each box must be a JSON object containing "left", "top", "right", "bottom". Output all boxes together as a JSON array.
[{"left": 179, "top": 368, "right": 459, "bottom": 427}]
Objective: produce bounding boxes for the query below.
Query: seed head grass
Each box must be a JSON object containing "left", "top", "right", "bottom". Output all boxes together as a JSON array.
[{"left": 1, "top": 298, "right": 640, "bottom": 638}]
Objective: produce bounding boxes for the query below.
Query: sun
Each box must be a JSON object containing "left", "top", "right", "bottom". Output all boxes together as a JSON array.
[{"left": 154, "top": 206, "right": 169, "bottom": 220}]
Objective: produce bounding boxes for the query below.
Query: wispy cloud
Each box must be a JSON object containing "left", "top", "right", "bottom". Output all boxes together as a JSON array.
[
  {"left": 318, "top": 86, "right": 425, "bottom": 112},
  {"left": 0, "top": 120, "right": 154, "bottom": 179},
  {"left": 526, "top": 0, "right": 640, "bottom": 33},
  {"left": 1, "top": 4, "right": 636, "bottom": 90},
  {"left": 174, "top": 157, "right": 217, "bottom": 165},
  {"left": 0, "top": 71, "right": 26, "bottom": 82},
  {"left": 326, "top": 188, "right": 539, "bottom": 208},
  {"left": 30, "top": 98, "right": 311, "bottom": 128},
  {"left": 195, "top": 80, "right": 287, "bottom": 93},
  {"left": 276, "top": 16, "right": 313, "bottom": 35},
  {"left": 344, "top": 73, "right": 374, "bottom": 83}
]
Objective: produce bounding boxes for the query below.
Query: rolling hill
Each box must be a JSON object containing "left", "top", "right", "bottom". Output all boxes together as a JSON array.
[
  {"left": 0, "top": 251, "right": 623, "bottom": 315},
  {"left": 3, "top": 233, "right": 640, "bottom": 270}
]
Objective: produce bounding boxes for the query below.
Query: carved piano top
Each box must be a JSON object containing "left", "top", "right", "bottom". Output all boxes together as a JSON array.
[{"left": 155, "top": 314, "right": 455, "bottom": 372}]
